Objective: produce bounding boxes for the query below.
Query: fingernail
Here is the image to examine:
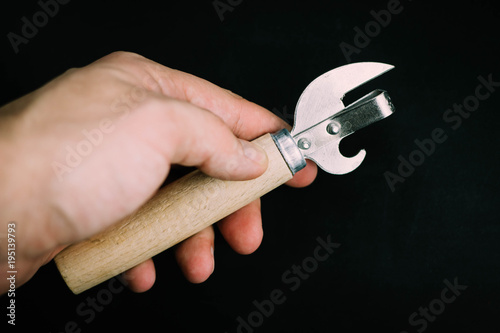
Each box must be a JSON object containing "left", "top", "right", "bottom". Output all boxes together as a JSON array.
[{"left": 240, "top": 140, "right": 267, "bottom": 165}]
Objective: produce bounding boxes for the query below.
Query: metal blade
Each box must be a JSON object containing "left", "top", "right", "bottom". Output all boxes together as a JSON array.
[{"left": 291, "top": 62, "right": 394, "bottom": 136}]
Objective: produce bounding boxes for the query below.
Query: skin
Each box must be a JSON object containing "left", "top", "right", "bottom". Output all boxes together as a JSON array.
[{"left": 0, "top": 52, "right": 317, "bottom": 294}]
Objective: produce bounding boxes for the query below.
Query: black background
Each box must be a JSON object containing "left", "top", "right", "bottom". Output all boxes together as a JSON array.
[{"left": 1, "top": 0, "right": 499, "bottom": 332}]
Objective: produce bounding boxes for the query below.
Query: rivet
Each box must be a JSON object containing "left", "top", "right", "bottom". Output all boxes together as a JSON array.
[
  {"left": 297, "top": 138, "right": 311, "bottom": 150},
  {"left": 326, "top": 122, "right": 341, "bottom": 135}
]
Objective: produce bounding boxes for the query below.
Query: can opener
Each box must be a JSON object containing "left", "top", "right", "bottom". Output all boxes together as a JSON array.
[{"left": 55, "top": 62, "right": 395, "bottom": 293}]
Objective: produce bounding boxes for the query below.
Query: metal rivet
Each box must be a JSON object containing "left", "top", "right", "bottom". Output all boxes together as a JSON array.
[
  {"left": 326, "top": 122, "right": 341, "bottom": 135},
  {"left": 297, "top": 138, "right": 311, "bottom": 150}
]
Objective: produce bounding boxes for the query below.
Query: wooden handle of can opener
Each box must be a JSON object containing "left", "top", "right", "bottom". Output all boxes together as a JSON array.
[{"left": 54, "top": 134, "right": 294, "bottom": 294}]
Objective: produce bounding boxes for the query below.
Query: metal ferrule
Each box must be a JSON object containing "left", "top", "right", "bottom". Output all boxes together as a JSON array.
[{"left": 271, "top": 129, "right": 307, "bottom": 175}]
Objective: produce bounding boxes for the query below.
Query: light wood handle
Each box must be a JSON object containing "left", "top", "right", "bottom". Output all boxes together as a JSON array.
[{"left": 54, "top": 133, "right": 293, "bottom": 294}]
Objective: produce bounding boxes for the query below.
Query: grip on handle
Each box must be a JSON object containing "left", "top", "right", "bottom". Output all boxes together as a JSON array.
[{"left": 55, "top": 133, "right": 295, "bottom": 294}]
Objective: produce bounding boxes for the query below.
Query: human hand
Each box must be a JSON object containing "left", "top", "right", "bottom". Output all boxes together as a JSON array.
[{"left": 0, "top": 52, "right": 317, "bottom": 294}]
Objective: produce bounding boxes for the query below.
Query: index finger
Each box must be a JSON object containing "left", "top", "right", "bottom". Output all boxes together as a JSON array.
[{"left": 145, "top": 64, "right": 287, "bottom": 140}]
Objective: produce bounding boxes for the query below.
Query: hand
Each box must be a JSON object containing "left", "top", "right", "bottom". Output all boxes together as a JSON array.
[{"left": 0, "top": 52, "right": 317, "bottom": 294}]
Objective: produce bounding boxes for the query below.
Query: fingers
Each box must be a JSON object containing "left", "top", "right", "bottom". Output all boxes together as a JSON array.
[
  {"left": 217, "top": 199, "right": 263, "bottom": 254},
  {"left": 155, "top": 68, "right": 287, "bottom": 139},
  {"left": 175, "top": 226, "right": 215, "bottom": 284},
  {"left": 121, "top": 259, "right": 156, "bottom": 293},
  {"left": 286, "top": 159, "right": 318, "bottom": 188},
  {"left": 99, "top": 52, "right": 288, "bottom": 139},
  {"left": 175, "top": 200, "right": 263, "bottom": 283}
]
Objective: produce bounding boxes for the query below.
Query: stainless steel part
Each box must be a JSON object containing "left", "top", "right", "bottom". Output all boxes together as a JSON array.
[
  {"left": 293, "top": 89, "right": 395, "bottom": 174},
  {"left": 291, "top": 62, "right": 394, "bottom": 135},
  {"left": 271, "top": 62, "right": 395, "bottom": 175},
  {"left": 271, "top": 129, "right": 307, "bottom": 175}
]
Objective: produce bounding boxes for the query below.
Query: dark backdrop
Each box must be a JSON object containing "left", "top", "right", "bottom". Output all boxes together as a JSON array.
[{"left": 1, "top": 1, "right": 499, "bottom": 332}]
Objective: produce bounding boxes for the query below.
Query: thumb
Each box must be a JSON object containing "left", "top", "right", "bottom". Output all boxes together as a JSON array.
[
  {"left": 139, "top": 96, "right": 269, "bottom": 180},
  {"left": 216, "top": 138, "right": 269, "bottom": 180}
]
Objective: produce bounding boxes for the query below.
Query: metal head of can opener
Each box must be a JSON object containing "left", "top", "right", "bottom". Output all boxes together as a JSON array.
[{"left": 271, "top": 62, "right": 395, "bottom": 175}]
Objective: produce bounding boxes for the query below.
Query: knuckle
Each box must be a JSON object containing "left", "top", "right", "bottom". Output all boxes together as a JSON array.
[{"left": 106, "top": 51, "right": 144, "bottom": 63}]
